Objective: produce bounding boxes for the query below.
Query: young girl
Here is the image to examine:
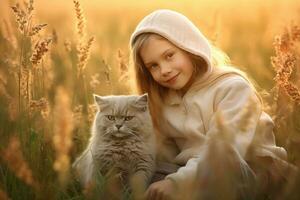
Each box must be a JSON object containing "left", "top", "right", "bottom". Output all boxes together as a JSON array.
[{"left": 129, "top": 9, "right": 296, "bottom": 199}]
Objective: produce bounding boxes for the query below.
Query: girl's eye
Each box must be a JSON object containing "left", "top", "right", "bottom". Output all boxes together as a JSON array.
[
  {"left": 106, "top": 115, "right": 115, "bottom": 120},
  {"left": 166, "top": 53, "right": 174, "bottom": 59},
  {"left": 124, "top": 116, "right": 134, "bottom": 121},
  {"left": 150, "top": 64, "right": 158, "bottom": 70}
]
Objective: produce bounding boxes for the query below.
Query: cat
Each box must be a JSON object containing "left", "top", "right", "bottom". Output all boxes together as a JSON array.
[{"left": 72, "top": 93, "right": 156, "bottom": 197}]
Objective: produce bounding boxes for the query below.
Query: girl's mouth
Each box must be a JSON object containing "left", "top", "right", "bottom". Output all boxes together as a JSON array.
[{"left": 166, "top": 73, "right": 180, "bottom": 84}]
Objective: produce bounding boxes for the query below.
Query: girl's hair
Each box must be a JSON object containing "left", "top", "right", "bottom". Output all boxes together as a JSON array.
[{"left": 130, "top": 33, "right": 258, "bottom": 128}]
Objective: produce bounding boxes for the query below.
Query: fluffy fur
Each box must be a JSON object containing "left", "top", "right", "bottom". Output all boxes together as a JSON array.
[{"left": 73, "top": 94, "right": 156, "bottom": 193}]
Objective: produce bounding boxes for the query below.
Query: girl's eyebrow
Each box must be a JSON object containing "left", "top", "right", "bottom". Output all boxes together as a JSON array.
[{"left": 144, "top": 48, "right": 174, "bottom": 66}]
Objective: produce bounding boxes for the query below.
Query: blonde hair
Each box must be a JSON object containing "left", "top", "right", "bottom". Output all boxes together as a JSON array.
[{"left": 130, "top": 33, "right": 259, "bottom": 128}]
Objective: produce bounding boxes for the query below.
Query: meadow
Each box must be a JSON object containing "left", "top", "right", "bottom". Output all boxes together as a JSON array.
[{"left": 0, "top": 0, "right": 300, "bottom": 199}]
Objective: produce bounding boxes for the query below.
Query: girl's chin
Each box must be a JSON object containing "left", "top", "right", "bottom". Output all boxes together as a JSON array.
[
  {"left": 166, "top": 81, "right": 188, "bottom": 90},
  {"left": 166, "top": 84, "right": 184, "bottom": 90},
  {"left": 163, "top": 79, "right": 186, "bottom": 89}
]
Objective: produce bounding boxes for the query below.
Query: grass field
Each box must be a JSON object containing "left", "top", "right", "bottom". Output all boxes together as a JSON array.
[{"left": 0, "top": 0, "right": 300, "bottom": 199}]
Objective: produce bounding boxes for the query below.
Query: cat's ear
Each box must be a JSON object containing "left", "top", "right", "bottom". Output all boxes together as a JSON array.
[
  {"left": 93, "top": 94, "right": 109, "bottom": 110},
  {"left": 132, "top": 93, "right": 148, "bottom": 112},
  {"left": 137, "top": 93, "right": 148, "bottom": 103}
]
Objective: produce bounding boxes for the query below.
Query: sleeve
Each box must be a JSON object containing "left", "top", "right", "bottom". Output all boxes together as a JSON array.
[
  {"left": 165, "top": 76, "right": 262, "bottom": 189},
  {"left": 155, "top": 130, "right": 181, "bottom": 163}
]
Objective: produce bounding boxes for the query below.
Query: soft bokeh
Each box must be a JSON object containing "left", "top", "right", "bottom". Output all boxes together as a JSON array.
[{"left": 0, "top": 0, "right": 299, "bottom": 199}]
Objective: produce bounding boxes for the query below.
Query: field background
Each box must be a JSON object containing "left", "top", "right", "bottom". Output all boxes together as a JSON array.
[{"left": 0, "top": 0, "right": 300, "bottom": 199}]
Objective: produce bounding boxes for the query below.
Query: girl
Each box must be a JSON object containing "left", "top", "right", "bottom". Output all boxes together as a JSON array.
[{"left": 129, "top": 9, "right": 295, "bottom": 200}]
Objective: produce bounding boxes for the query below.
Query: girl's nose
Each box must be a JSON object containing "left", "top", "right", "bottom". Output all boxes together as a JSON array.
[{"left": 160, "top": 63, "right": 172, "bottom": 76}]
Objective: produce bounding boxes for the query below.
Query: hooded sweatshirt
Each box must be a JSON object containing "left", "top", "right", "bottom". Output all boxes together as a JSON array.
[{"left": 130, "top": 9, "right": 288, "bottom": 188}]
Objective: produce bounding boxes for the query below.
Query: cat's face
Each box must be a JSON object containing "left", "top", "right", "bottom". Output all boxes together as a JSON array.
[{"left": 93, "top": 94, "right": 153, "bottom": 139}]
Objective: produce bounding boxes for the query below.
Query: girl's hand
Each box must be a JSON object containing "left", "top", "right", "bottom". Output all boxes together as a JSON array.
[{"left": 145, "top": 179, "right": 177, "bottom": 200}]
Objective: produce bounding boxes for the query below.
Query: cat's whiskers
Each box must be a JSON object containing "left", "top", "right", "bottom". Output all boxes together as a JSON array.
[
  {"left": 131, "top": 128, "right": 145, "bottom": 138},
  {"left": 101, "top": 129, "right": 113, "bottom": 138}
]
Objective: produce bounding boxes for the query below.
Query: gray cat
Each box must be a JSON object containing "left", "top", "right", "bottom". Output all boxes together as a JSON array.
[{"left": 72, "top": 94, "right": 156, "bottom": 196}]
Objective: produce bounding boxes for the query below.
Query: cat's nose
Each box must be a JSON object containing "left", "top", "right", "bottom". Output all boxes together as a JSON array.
[{"left": 116, "top": 124, "right": 122, "bottom": 129}]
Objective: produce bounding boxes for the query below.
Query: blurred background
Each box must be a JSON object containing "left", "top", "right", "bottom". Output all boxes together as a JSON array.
[
  {"left": 2, "top": 0, "right": 299, "bottom": 90},
  {"left": 0, "top": 0, "right": 300, "bottom": 199}
]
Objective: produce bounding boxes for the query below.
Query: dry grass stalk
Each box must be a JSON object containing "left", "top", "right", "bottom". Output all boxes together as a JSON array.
[
  {"left": 20, "top": 66, "right": 30, "bottom": 102},
  {"left": 11, "top": 3, "right": 27, "bottom": 34},
  {"left": 27, "top": 68, "right": 32, "bottom": 103},
  {"left": 271, "top": 23, "right": 300, "bottom": 105},
  {"left": 73, "top": 105, "right": 83, "bottom": 127},
  {"left": 11, "top": 0, "right": 35, "bottom": 35},
  {"left": 53, "top": 87, "right": 74, "bottom": 186},
  {"left": 238, "top": 96, "right": 257, "bottom": 132},
  {"left": 77, "top": 36, "right": 95, "bottom": 77},
  {"left": 29, "top": 97, "right": 50, "bottom": 119},
  {"left": 30, "top": 38, "right": 52, "bottom": 67},
  {"left": 89, "top": 73, "right": 100, "bottom": 90},
  {"left": 73, "top": 0, "right": 86, "bottom": 39},
  {"left": 88, "top": 104, "right": 97, "bottom": 124},
  {"left": 52, "top": 29, "right": 58, "bottom": 44},
  {"left": 24, "top": 0, "right": 34, "bottom": 17},
  {"left": 28, "top": 23, "right": 47, "bottom": 36},
  {"left": 0, "top": 188, "right": 10, "bottom": 200},
  {"left": 193, "top": 109, "right": 253, "bottom": 200},
  {"left": 282, "top": 83, "right": 300, "bottom": 103},
  {"left": 1, "top": 136, "right": 36, "bottom": 188},
  {"left": 102, "top": 59, "right": 112, "bottom": 84},
  {"left": 11, "top": 0, "right": 47, "bottom": 39},
  {"left": 19, "top": 66, "right": 33, "bottom": 104},
  {"left": 196, "top": 135, "right": 241, "bottom": 200},
  {"left": 64, "top": 39, "right": 72, "bottom": 52},
  {"left": 72, "top": 0, "right": 94, "bottom": 77},
  {"left": 117, "top": 49, "right": 129, "bottom": 83},
  {"left": 215, "top": 110, "right": 232, "bottom": 142}
]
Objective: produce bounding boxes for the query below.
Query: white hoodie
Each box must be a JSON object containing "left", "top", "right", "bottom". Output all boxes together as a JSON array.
[
  {"left": 130, "top": 9, "right": 289, "bottom": 188},
  {"left": 159, "top": 68, "right": 287, "bottom": 186}
]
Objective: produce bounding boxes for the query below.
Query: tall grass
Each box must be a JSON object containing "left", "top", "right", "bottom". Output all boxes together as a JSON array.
[{"left": 0, "top": 0, "right": 299, "bottom": 199}]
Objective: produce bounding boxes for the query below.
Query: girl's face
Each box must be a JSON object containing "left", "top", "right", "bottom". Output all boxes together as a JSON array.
[{"left": 140, "top": 35, "right": 194, "bottom": 91}]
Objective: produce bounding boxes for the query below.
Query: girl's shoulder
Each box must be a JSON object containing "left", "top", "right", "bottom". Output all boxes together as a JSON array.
[
  {"left": 191, "top": 66, "right": 254, "bottom": 93},
  {"left": 211, "top": 65, "right": 253, "bottom": 86},
  {"left": 201, "top": 75, "right": 254, "bottom": 99},
  {"left": 213, "top": 73, "right": 251, "bottom": 89},
  {"left": 188, "top": 67, "right": 260, "bottom": 103}
]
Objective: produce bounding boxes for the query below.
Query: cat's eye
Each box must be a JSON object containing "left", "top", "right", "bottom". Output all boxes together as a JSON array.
[
  {"left": 106, "top": 115, "right": 115, "bottom": 121},
  {"left": 124, "top": 116, "right": 134, "bottom": 121}
]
